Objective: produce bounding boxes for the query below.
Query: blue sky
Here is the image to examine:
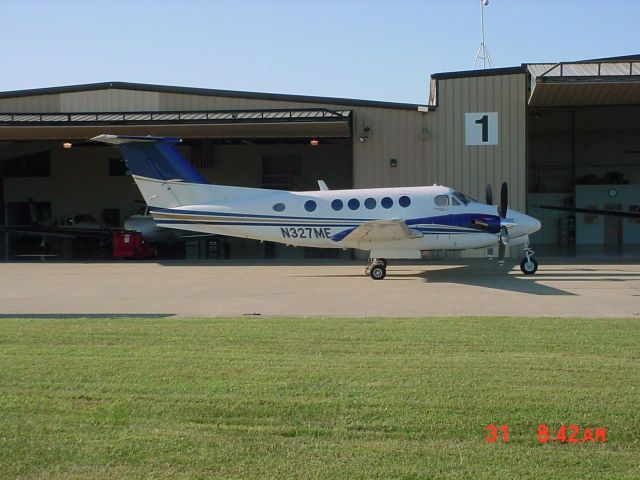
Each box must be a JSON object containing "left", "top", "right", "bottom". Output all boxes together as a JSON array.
[{"left": 0, "top": 0, "right": 638, "bottom": 104}]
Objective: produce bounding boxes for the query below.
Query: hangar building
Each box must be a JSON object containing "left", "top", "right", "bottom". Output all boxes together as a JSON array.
[{"left": 1, "top": 55, "right": 639, "bottom": 260}]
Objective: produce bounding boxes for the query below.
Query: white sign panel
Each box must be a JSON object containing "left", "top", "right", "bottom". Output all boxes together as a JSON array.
[{"left": 465, "top": 112, "right": 498, "bottom": 145}]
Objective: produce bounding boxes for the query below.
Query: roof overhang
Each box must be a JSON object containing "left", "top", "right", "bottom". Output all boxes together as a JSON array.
[
  {"left": 528, "top": 61, "right": 640, "bottom": 107},
  {"left": 0, "top": 108, "right": 352, "bottom": 141}
]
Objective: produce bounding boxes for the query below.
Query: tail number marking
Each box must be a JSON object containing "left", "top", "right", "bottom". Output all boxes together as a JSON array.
[{"left": 281, "top": 227, "right": 332, "bottom": 239}]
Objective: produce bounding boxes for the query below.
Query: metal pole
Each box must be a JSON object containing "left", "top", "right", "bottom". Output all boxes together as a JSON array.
[{"left": 481, "top": 1, "right": 485, "bottom": 68}]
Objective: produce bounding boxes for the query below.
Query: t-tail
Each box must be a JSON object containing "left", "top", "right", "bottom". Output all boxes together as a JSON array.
[{"left": 91, "top": 134, "right": 264, "bottom": 208}]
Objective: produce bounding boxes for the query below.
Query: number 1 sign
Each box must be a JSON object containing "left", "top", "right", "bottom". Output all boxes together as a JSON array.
[{"left": 465, "top": 112, "right": 498, "bottom": 145}]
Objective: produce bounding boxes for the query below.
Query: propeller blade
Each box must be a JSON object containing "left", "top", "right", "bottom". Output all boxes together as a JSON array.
[
  {"left": 498, "top": 242, "right": 505, "bottom": 265},
  {"left": 485, "top": 184, "right": 493, "bottom": 205},
  {"left": 499, "top": 182, "right": 508, "bottom": 218}
]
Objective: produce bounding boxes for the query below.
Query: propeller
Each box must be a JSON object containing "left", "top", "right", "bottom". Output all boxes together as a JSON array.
[
  {"left": 485, "top": 184, "right": 493, "bottom": 206},
  {"left": 483, "top": 182, "right": 512, "bottom": 264},
  {"left": 497, "top": 182, "right": 509, "bottom": 265},
  {"left": 499, "top": 182, "right": 508, "bottom": 219}
]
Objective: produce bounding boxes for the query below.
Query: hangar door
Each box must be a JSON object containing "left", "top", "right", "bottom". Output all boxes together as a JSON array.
[
  {"left": 1, "top": 108, "right": 354, "bottom": 260},
  {"left": 526, "top": 60, "right": 640, "bottom": 254}
]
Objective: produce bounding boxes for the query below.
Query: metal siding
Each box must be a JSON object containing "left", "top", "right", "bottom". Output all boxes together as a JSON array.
[
  {"left": 158, "top": 93, "right": 324, "bottom": 111},
  {"left": 59, "top": 89, "right": 161, "bottom": 111},
  {"left": 0, "top": 94, "right": 60, "bottom": 112},
  {"left": 429, "top": 73, "right": 526, "bottom": 211},
  {"left": 351, "top": 107, "right": 430, "bottom": 189}
]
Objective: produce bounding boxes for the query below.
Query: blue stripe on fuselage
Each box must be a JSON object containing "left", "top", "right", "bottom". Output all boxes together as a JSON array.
[{"left": 151, "top": 208, "right": 502, "bottom": 237}]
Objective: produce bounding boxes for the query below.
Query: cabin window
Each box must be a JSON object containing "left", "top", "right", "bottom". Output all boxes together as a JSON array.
[
  {"left": 304, "top": 200, "right": 317, "bottom": 212},
  {"left": 348, "top": 199, "right": 360, "bottom": 210},
  {"left": 331, "top": 199, "right": 343, "bottom": 211},
  {"left": 434, "top": 195, "right": 449, "bottom": 207},
  {"left": 381, "top": 197, "right": 393, "bottom": 209},
  {"left": 399, "top": 195, "right": 411, "bottom": 208},
  {"left": 273, "top": 203, "right": 286, "bottom": 212},
  {"left": 364, "top": 198, "right": 376, "bottom": 209}
]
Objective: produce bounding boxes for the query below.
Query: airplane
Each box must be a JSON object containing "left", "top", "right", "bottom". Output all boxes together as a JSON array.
[
  {"left": 2, "top": 197, "right": 202, "bottom": 247},
  {"left": 1, "top": 199, "right": 111, "bottom": 241},
  {"left": 91, "top": 134, "right": 542, "bottom": 280}
]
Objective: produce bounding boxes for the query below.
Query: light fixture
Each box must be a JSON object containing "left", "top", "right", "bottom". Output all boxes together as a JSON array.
[
  {"left": 63, "top": 142, "right": 72, "bottom": 149},
  {"left": 310, "top": 139, "right": 319, "bottom": 146},
  {"left": 389, "top": 158, "right": 398, "bottom": 168},
  {"left": 358, "top": 126, "right": 371, "bottom": 143}
]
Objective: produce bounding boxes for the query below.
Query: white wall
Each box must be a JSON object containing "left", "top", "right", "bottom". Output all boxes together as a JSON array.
[{"left": 575, "top": 185, "right": 640, "bottom": 245}]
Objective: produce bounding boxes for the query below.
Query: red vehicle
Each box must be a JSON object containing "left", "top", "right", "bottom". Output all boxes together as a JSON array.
[{"left": 112, "top": 230, "right": 156, "bottom": 259}]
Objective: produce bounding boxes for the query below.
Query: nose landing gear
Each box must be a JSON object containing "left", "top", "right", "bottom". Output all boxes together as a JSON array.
[
  {"left": 520, "top": 247, "right": 538, "bottom": 274},
  {"left": 365, "top": 258, "right": 387, "bottom": 280}
]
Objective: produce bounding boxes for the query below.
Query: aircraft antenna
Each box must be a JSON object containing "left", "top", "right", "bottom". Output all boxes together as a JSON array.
[{"left": 473, "top": 0, "right": 493, "bottom": 69}]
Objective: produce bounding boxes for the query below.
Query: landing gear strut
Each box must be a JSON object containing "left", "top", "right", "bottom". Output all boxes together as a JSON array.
[
  {"left": 520, "top": 246, "right": 538, "bottom": 275},
  {"left": 365, "top": 258, "right": 387, "bottom": 280}
]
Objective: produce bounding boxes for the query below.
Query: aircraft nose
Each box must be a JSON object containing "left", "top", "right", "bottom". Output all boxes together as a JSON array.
[{"left": 518, "top": 213, "right": 541, "bottom": 235}]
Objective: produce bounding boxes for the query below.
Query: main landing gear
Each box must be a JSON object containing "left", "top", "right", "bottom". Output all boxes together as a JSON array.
[
  {"left": 365, "top": 258, "right": 387, "bottom": 280},
  {"left": 520, "top": 246, "right": 538, "bottom": 275}
]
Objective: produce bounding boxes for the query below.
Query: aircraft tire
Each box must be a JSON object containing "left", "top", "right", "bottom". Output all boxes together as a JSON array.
[
  {"left": 520, "top": 257, "right": 538, "bottom": 275},
  {"left": 370, "top": 265, "right": 386, "bottom": 280}
]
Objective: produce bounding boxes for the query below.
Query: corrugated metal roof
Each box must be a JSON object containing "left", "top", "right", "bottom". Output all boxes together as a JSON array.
[
  {"left": 0, "top": 108, "right": 353, "bottom": 141},
  {"left": 528, "top": 82, "right": 640, "bottom": 107},
  {"left": 528, "top": 60, "right": 640, "bottom": 106},
  {"left": 0, "top": 81, "right": 427, "bottom": 112}
]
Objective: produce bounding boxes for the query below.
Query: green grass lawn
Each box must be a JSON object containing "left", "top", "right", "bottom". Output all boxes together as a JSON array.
[{"left": 0, "top": 317, "right": 638, "bottom": 479}]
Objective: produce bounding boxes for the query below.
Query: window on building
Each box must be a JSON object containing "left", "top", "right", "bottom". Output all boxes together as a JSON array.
[
  {"left": 109, "top": 158, "right": 128, "bottom": 176},
  {"left": 1, "top": 151, "right": 50, "bottom": 177}
]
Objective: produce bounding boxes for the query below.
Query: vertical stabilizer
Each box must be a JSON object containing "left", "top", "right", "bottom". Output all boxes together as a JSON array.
[
  {"left": 92, "top": 135, "right": 207, "bottom": 184},
  {"left": 91, "top": 135, "right": 211, "bottom": 208}
]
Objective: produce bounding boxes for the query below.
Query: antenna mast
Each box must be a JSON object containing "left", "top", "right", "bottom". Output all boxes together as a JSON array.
[{"left": 473, "top": 0, "right": 493, "bottom": 69}]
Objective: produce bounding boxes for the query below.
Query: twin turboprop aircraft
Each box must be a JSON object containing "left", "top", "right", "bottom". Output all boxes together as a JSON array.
[{"left": 92, "top": 134, "right": 542, "bottom": 280}]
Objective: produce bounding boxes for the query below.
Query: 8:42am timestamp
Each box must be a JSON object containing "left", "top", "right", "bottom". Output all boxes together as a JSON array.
[{"left": 485, "top": 424, "right": 607, "bottom": 443}]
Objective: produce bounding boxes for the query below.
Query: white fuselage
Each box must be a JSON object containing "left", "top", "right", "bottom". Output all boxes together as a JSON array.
[{"left": 138, "top": 178, "right": 541, "bottom": 256}]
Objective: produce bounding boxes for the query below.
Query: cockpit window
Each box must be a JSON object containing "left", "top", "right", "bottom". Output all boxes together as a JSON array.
[
  {"left": 434, "top": 195, "right": 449, "bottom": 207},
  {"left": 451, "top": 196, "right": 461, "bottom": 206},
  {"left": 451, "top": 191, "right": 471, "bottom": 205}
]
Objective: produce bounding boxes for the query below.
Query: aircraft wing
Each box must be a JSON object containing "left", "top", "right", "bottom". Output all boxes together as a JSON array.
[
  {"left": 332, "top": 219, "right": 423, "bottom": 242},
  {"left": 535, "top": 205, "right": 640, "bottom": 219},
  {"left": 0, "top": 225, "right": 112, "bottom": 240}
]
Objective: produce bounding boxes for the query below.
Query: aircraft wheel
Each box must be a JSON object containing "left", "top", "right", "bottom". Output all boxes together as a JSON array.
[
  {"left": 520, "top": 257, "right": 538, "bottom": 275},
  {"left": 370, "top": 265, "right": 386, "bottom": 280}
]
